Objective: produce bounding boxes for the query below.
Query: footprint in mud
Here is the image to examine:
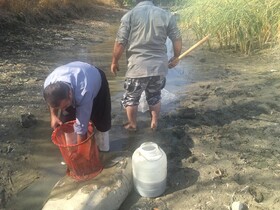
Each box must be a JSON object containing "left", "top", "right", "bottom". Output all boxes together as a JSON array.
[
  {"left": 19, "top": 113, "right": 37, "bottom": 128},
  {"left": 248, "top": 186, "right": 264, "bottom": 203},
  {"left": 129, "top": 199, "right": 168, "bottom": 210}
]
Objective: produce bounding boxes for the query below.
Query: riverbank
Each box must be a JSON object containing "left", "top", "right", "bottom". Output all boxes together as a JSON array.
[
  {"left": 0, "top": 4, "right": 125, "bottom": 209},
  {"left": 1, "top": 4, "right": 280, "bottom": 210}
]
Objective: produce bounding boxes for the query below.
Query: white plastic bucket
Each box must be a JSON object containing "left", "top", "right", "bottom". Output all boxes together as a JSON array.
[{"left": 132, "top": 142, "right": 167, "bottom": 197}]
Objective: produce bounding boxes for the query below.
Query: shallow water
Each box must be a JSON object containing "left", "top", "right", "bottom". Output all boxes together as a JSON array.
[{"left": 6, "top": 25, "right": 195, "bottom": 210}]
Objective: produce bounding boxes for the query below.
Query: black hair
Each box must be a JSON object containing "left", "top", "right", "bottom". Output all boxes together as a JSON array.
[{"left": 43, "top": 81, "right": 70, "bottom": 108}]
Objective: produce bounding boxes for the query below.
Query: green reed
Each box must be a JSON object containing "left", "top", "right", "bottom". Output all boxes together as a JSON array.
[{"left": 179, "top": 0, "right": 280, "bottom": 54}]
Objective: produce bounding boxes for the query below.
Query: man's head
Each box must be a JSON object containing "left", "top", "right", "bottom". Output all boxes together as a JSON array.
[{"left": 43, "top": 81, "right": 72, "bottom": 110}]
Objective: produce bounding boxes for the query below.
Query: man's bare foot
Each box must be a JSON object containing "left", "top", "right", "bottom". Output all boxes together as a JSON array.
[
  {"left": 149, "top": 102, "right": 160, "bottom": 131},
  {"left": 151, "top": 122, "right": 157, "bottom": 130},
  {"left": 123, "top": 122, "right": 137, "bottom": 131}
]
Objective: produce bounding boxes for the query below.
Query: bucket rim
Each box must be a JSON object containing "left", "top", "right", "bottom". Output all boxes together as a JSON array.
[{"left": 51, "top": 120, "right": 94, "bottom": 147}]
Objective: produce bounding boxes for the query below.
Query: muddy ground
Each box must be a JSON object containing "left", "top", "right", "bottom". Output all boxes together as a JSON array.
[{"left": 0, "top": 4, "right": 280, "bottom": 210}]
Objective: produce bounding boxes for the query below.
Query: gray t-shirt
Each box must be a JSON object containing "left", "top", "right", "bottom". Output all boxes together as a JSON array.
[
  {"left": 44, "top": 61, "right": 101, "bottom": 135},
  {"left": 116, "top": 1, "right": 181, "bottom": 78}
]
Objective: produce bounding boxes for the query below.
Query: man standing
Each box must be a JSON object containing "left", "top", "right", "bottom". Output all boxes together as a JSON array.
[
  {"left": 111, "top": 0, "right": 182, "bottom": 131},
  {"left": 43, "top": 61, "right": 111, "bottom": 151}
]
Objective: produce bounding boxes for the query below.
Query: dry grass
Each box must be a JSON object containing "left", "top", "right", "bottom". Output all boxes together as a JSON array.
[
  {"left": 0, "top": 0, "right": 117, "bottom": 27},
  {"left": 0, "top": 0, "right": 115, "bottom": 14},
  {"left": 1, "top": 0, "right": 89, "bottom": 11}
]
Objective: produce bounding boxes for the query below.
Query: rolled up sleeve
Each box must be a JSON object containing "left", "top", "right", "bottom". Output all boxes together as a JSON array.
[
  {"left": 167, "top": 14, "right": 181, "bottom": 41},
  {"left": 116, "top": 12, "right": 131, "bottom": 46}
]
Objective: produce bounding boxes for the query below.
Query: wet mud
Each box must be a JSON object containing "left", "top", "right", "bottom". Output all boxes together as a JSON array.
[{"left": 0, "top": 5, "right": 280, "bottom": 210}]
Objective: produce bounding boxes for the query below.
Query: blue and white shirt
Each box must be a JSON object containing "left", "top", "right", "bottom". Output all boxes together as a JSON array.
[{"left": 44, "top": 61, "right": 101, "bottom": 135}]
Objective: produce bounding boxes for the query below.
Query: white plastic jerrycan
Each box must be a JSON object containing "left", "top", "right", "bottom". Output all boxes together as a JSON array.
[{"left": 132, "top": 142, "right": 167, "bottom": 197}]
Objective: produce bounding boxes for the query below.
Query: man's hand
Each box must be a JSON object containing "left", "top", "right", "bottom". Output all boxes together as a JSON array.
[
  {"left": 168, "top": 56, "right": 179, "bottom": 68},
  {"left": 111, "top": 63, "right": 119, "bottom": 76},
  {"left": 50, "top": 116, "right": 63, "bottom": 129}
]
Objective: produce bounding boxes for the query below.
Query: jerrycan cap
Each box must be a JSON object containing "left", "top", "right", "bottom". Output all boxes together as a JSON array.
[{"left": 139, "top": 142, "right": 163, "bottom": 161}]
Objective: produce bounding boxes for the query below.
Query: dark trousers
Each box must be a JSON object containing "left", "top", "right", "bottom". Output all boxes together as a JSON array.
[{"left": 61, "top": 68, "right": 111, "bottom": 132}]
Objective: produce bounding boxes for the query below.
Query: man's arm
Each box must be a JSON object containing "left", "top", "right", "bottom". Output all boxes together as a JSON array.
[
  {"left": 74, "top": 94, "right": 93, "bottom": 143},
  {"left": 111, "top": 41, "right": 125, "bottom": 76},
  {"left": 168, "top": 37, "right": 182, "bottom": 68},
  {"left": 173, "top": 37, "right": 182, "bottom": 58}
]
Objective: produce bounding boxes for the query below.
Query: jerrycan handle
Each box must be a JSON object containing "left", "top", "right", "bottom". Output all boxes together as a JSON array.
[{"left": 139, "top": 142, "right": 162, "bottom": 161}]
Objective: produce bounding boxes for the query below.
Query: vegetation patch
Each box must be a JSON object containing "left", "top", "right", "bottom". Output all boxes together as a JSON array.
[{"left": 178, "top": 0, "right": 280, "bottom": 54}]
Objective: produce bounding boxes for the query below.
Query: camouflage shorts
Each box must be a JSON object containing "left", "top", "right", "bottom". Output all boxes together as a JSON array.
[{"left": 121, "top": 76, "right": 166, "bottom": 107}]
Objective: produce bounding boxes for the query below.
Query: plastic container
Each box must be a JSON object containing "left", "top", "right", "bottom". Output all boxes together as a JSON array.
[
  {"left": 132, "top": 142, "right": 167, "bottom": 197},
  {"left": 52, "top": 120, "right": 103, "bottom": 181}
]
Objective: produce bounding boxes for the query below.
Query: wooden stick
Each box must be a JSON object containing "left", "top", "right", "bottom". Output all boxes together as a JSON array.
[{"left": 177, "top": 35, "right": 210, "bottom": 61}]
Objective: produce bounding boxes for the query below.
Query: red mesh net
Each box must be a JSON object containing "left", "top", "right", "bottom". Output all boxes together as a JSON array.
[{"left": 51, "top": 120, "right": 103, "bottom": 181}]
